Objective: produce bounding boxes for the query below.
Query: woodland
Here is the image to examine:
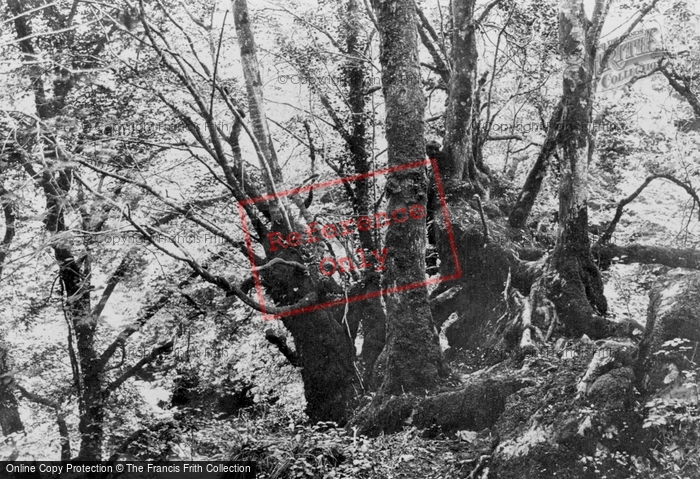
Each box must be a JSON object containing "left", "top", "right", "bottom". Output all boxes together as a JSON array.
[{"left": 1, "top": 0, "right": 700, "bottom": 477}]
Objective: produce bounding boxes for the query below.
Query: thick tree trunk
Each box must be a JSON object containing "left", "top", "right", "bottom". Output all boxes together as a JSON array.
[
  {"left": 530, "top": 0, "right": 611, "bottom": 339},
  {"left": 426, "top": 0, "right": 506, "bottom": 350},
  {"left": 638, "top": 271, "right": 700, "bottom": 396},
  {"left": 282, "top": 311, "right": 356, "bottom": 423},
  {"left": 259, "top": 248, "right": 358, "bottom": 424},
  {"left": 432, "top": 199, "right": 515, "bottom": 349},
  {"left": 353, "top": 373, "right": 531, "bottom": 436},
  {"left": 375, "top": 0, "right": 446, "bottom": 396},
  {"left": 233, "top": 0, "right": 357, "bottom": 421}
]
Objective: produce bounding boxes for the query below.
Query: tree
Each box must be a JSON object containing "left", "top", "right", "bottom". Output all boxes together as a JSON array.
[
  {"left": 372, "top": 0, "right": 446, "bottom": 396},
  {"left": 231, "top": 0, "right": 357, "bottom": 423},
  {"left": 5, "top": 0, "right": 700, "bottom": 468},
  {"left": 1, "top": 0, "right": 194, "bottom": 459},
  {"left": 528, "top": 0, "right": 612, "bottom": 339},
  {"left": 526, "top": 0, "right": 664, "bottom": 340},
  {"left": 0, "top": 180, "right": 23, "bottom": 436}
]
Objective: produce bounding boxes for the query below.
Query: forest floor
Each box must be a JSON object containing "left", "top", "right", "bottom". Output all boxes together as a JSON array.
[{"left": 171, "top": 340, "right": 700, "bottom": 479}]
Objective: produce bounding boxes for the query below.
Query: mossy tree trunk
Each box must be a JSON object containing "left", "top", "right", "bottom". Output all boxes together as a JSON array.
[
  {"left": 374, "top": 0, "right": 446, "bottom": 396},
  {"left": 442, "top": 0, "right": 481, "bottom": 190},
  {"left": 530, "top": 0, "right": 611, "bottom": 339}
]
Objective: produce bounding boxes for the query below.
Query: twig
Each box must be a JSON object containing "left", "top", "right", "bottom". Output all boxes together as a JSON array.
[{"left": 597, "top": 173, "right": 700, "bottom": 245}]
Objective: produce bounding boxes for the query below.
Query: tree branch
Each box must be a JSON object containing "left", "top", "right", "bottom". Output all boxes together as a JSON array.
[
  {"left": 96, "top": 274, "right": 193, "bottom": 372},
  {"left": 105, "top": 341, "right": 174, "bottom": 394},
  {"left": 91, "top": 247, "right": 139, "bottom": 320},
  {"left": 16, "top": 384, "right": 70, "bottom": 460},
  {"left": 597, "top": 0, "right": 663, "bottom": 75},
  {"left": 265, "top": 329, "right": 300, "bottom": 367},
  {"left": 597, "top": 173, "right": 700, "bottom": 245},
  {"left": 659, "top": 62, "right": 700, "bottom": 118},
  {"left": 477, "top": 0, "right": 506, "bottom": 25},
  {"left": 415, "top": 2, "right": 450, "bottom": 84},
  {"left": 593, "top": 243, "right": 700, "bottom": 271}
]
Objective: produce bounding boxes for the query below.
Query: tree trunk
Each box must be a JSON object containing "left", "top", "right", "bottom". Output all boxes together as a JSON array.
[
  {"left": 234, "top": 0, "right": 358, "bottom": 421},
  {"left": 46, "top": 184, "right": 104, "bottom": 460},
  {"left": 529, "top": 0, "right": 611, "bottom": 339},
  {"left": 353, "top": 373, "right": 531, "bottom": 436},
  {"left": 10, "top": 0, "right": 106, "bottom": 452},
  {"left": 282, "top": 311, "right": 356, "bottom": 423},
  {"left": 375, "top": 0, "right": 446, "bottom": 396},
  {"left": 0, "top": 343, "right": 23, "bottom": 436},
  {"left": 508, "top": 101, "right": 562, "bottom": 229},
  {"left": 0, "top": 184, "right": 23, "bottom": 435},
  {"left": 232, "top": 0, "right": 283, "bottom": 185},
  {"left": 344, "top": 0, "right": 385, "bottom": 383},
  {"left": 638, "top": 270, "right": 700, "bottom": 396},
  {"left": 441, "top": 0, "right": 479, "bottom": 188}
]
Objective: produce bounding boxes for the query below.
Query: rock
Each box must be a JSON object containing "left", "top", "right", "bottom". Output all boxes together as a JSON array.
[
  {"left": 577, "top": 340, "right": 636, "bottom": 396},
  {"left": 640, "top": 270, "right": 700, "bottom": 358},
  {"left": 587, "top": 367, "right": 635, "bottom": 408},
  {"left": 490, "top": 342, "right": 647, "bottom": 479},
  {"left": 456, "top": 430, "right": 478, "bottom": 443},
  {"left": 639, "top": 270, "right": 700, "bottom": 395}
]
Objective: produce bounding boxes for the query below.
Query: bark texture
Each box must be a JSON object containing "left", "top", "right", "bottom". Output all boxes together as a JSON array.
[
  {"left": 0, "top": 343, "right": 23, "bottom": 436},
  {"left": 232, "top": 0, "right": 283, "bottom": 185},
  {"left": 375, "top": 0, "right": 446, "bottom": 396},
  {"left": 441, "top": 0, "right": 479, "bottom": 187},
  {"left": 344, "top": 0, "right": 386, "bottom": 383},
  {"left": 233, "top": 0, "right": 357, "bottom": 421},
  {"left": 353, "top": 373, "right": 531, "bottom": 436},
  {"left": 531, "top": 0, "right": 611, "bottom": 339},
  {"left": 638, "top": 270, "right": 700, "bottom": 397}
]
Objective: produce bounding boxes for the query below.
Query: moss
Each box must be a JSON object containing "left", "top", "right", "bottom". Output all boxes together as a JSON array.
[{"left": 588, "top": 367, "right": 635, "bottom": 408}]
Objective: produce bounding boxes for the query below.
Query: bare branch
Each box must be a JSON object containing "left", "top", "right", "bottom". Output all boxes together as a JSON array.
[
  {"left": 597, "top": 174, "right": 700, "bottom": 245},
  {"left": 91, "top": 247, "right": 139, "bottom": 320},
  {"left": 16, "top": 384, "right": 70, "bottom": 460},
  {"left": 105, "top": 340, "right": 174, "bottom": 394},
  {"left": 477, "top": 0, "right": 506, "bottom": 25},
  {"left": 597, "top": 0, "right": 663, "bottom": 75}
]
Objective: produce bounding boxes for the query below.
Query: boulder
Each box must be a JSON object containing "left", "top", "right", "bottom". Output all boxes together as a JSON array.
[{"left": 638, "top": 270, "right": 700, "bottom": 399}]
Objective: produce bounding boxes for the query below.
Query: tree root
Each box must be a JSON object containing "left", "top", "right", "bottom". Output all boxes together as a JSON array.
[{"left": 350, "top": 374, "right": 534, "bottom": 436}]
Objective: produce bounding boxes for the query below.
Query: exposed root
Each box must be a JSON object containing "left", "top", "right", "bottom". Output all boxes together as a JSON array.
[{"left": 519, "top": 297, "right": 537, "bottom": 355}]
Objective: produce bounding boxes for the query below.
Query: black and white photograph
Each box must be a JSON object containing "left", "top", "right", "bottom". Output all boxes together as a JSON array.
[{"left": 1, "top": 0, "right": 700, "bottom": 477}]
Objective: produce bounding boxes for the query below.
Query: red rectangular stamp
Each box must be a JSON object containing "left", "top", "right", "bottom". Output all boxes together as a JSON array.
[{"left": 237, "top": 158, "right": 461, "bottom": 320}]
